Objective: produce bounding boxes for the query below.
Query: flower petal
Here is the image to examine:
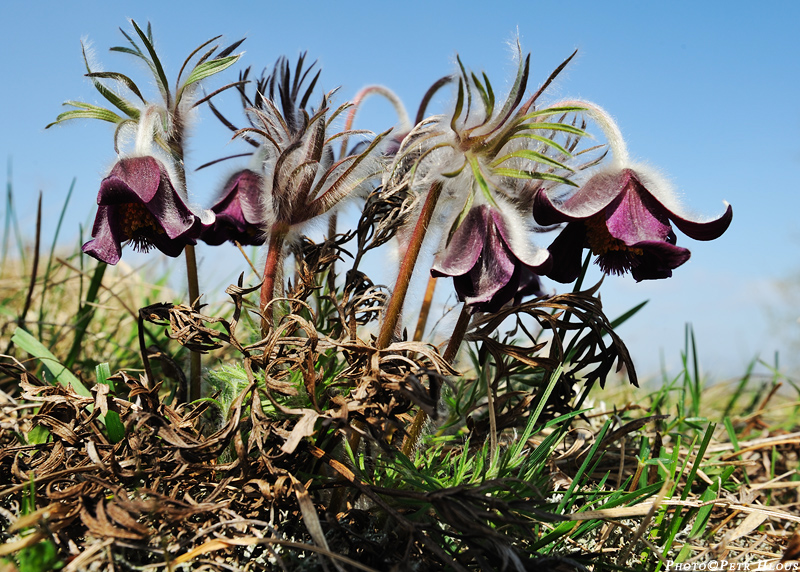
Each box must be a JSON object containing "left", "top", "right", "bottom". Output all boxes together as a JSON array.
[
  {"left": 431, "top": 206, "right": 488, "bottom": 278},
  {"left": 513, "top": 267, "right": 545, "bottom": 304},
  {"left": 628, "top": 240, "right": 691, "bottom": 281},
  {"left": 667, "top": 202, "right": 733, "bottom": 241},
  {"left": 489, "top": 206, "right": 551, "bottom": 270},
  {"left": 97, "top": 157, "right": 163, "bottom": 205},
  {"left": 202, "top": 170, "right": 267, "bottom": 246},
  {"left": 533, "top": 169, "right": 626, "bottom": 225},
  {"left": 458, "top": 220, "right": 517, "bottom": 306},
  {"left": 545, "top": 222, "right": 586, "bottom": 283},
  {"left": 604, "top": 182, "right": 672, "bottom": 245},
  {"left": 617, "top": 168, "right": 733, "bottom": 242},
  {"left": 82, "top": 206, "right": 122, "bottom": 265}
]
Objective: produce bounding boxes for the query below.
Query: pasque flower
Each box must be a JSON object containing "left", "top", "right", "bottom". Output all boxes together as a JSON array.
[
  {"left": 200, "top": 169, "right": 266, "bottom": 246},
  {"left": 51, "top": 20, "right": 242, "bottom": 402},
  {"left": 384, "top": 44, "right": 586, "bottom": 312},
  {"left": 536, "top": 167, "right": 732, "bottom": 281},
  {"left": 49, "top": 20, "right": 243, "bottom": 265},
  {"left": 432, "top": 204, "right": 549, "bottom": 312},
  {"left": 82, "top": 155, "right": 205, "bottom": 264},
  {"left": 533, "top": 103, "right": 733, "bottom": 282},
  {"left": 219, "top": 55, "right": 387, "bottom": 325}
]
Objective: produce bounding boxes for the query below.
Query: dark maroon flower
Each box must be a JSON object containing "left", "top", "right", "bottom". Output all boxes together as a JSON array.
[
  {"left": 82, "top": 156, "right": 204, "bottom": 264},
  {"left": 431, "top": 204, "right": 551, "bottom": 312},
  {"left": 534, "top": 168, "right": 733, "bottom": 282},
  {"left": 200, "top": 169, "right": 266, "bottom": 246}
]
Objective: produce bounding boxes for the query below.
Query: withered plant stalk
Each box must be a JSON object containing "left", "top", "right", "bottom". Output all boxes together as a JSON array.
[{"left": 184, "top": 243, "right": 202, "bottom": 401}]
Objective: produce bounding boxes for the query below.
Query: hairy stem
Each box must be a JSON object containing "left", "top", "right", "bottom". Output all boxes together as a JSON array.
[
  {"left": 260, "top": 224, "right": 288, "bottom": 336},
  {"left": 413, "top": 275, "right": 437, "bottom": 342},
  {"left": 442, "top": 304, "right": 471, "bottom": 364},
  {"left": 376, "top": 181, "right": 443, "bottom": 350}
]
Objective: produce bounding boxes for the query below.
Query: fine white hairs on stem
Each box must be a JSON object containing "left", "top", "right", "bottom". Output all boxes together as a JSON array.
[
  {"left": 134, "top": 104, "right": 169, "bottom": 157},
  {"left": 553, "top": 100, "right": 630, "bottom": 166}
]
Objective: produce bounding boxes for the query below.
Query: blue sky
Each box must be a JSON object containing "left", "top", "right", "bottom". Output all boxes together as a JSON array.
[{"left": 2, "top": 1, "right": 799, "bottom": 380}]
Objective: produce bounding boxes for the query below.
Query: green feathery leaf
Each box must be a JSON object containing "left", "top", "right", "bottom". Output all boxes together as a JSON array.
[
  {"left": 86, "top": 72, "right": 146, "bottom": 104},
  {"left": 493, "top": 167, "right": 578, "bottom": 186},
  {"left": 449, "top": 79, "right": 465, "bottom": 134},
  {"left": 506, "top": 133, "right": 574, "bottom": 158},
  {"left": 130, "top": 20, "right": 171, "bottom": 107},
  {"left": 471, "top": 72, "right": 493, "bottom": 121},
  {"left": 518, "top": 106, "right": 588, "bottom": 121},
  {"left": 456, "top": 55, "right": 472, "bottom": 120},
  {"left": 81, "top": 43, "right": 143, "bottom": 119},
  {"left": 467, "top": 155, "right": 498, "bottom": 206},
  {"left": 515, "top": 121, "right": 587, "bottom": 137},
  {"left": 177, "top": 35, "right": 222, "bottom": 88},
  {"left": 46, "top": 102, "right": 124, "bottom": 128},
  {"left": 490, "top": 149, "right": 574, "bottom": 172},
  {"left": 445, "top": 191, "right": 475, "bottom": 246},
  {"left": 183, "top": 55, "right": 239, "bottom": 90}
]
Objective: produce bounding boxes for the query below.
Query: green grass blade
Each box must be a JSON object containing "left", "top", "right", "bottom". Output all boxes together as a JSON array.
[
  {"left": 608, "top": 300, "right": 648, "bottom": 330},
  {"left": 512, "top": 365, "right": 563, "bottom": 459},
  {"left": 689, "top": 481, "right": 719, "bottom": 539},
  {"left": 65, "top": 261, "right": 107, "bottom": 368},
  {"left": 657, "top": 423, "right": 716, "bottom": 564},
  {"left": 11, "top": 327, "right": 91, "bottom": 397},
  {"left": 4, "top": 160, "right": 27, "bottom": 270},
  {"left": 96, "top": 363, "right": 125, "bottom": 442},
  {"left": 722, "top": 357, "right": 757, "bottom": 419},
  {"left": 2, "top": 159, "right": 14, "bottom": 273},
  {"left": 557, "top": 420, "right": 610, "bottom": 514},
  {"left": 37, "top": 178, "right": 75, "bottom": 341}
]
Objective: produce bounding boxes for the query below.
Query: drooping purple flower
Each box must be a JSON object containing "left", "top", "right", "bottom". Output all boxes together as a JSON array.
[
  {"left": 534, "top": 167, "right": 733, "bottom": 282},
  {"left": 431, "top": 204, "right": 551, "bottom": 312},
  {"left": 82, "top": 156, "right": 205, "bottom": 264},
  {"left": 200, "top": 169, "right": 266, "bottom": 246}
]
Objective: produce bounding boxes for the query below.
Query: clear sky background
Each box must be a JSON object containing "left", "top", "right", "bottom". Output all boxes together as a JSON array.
[{"left": 2, "top": 1, "right": 799, "bottom": 381}]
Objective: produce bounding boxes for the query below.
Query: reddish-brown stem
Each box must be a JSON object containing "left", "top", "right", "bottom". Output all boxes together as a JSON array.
[
  {"left": 260, "top": 224, "right": 288, "bottom": 336},
  {"left": 442, "top": 304, "right": 471, "bottom": 364},
  {"left": 413, "top": 275, "right": 437, "bottom": 342},
  {"left": 376, "top": 181, "right": 443, "bottom": 350}
]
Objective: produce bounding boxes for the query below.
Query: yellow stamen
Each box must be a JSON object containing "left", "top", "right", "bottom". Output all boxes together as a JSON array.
[
  {"left": 585, "top": 213, "right": 643, "bottom": 257},
  {"left": 120, "top": 202, "right": 164, "bottom": 238}
]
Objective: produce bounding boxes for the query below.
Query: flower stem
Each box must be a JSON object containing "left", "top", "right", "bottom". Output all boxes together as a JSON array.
[
  {"left": 442, "top": 303, "right": 471, "bottom": 364},
  {"left": 376, "top": 181, "right": 443, "bottom": 350},
  {"left": 260, "top": 224, "right": 288, "bottom": 336},
  {"left": 184, "top": 243, "right": 202, "bottom": 402},
  {"left": 413, "top": 275, "right": 437, "bottom": 342}
]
